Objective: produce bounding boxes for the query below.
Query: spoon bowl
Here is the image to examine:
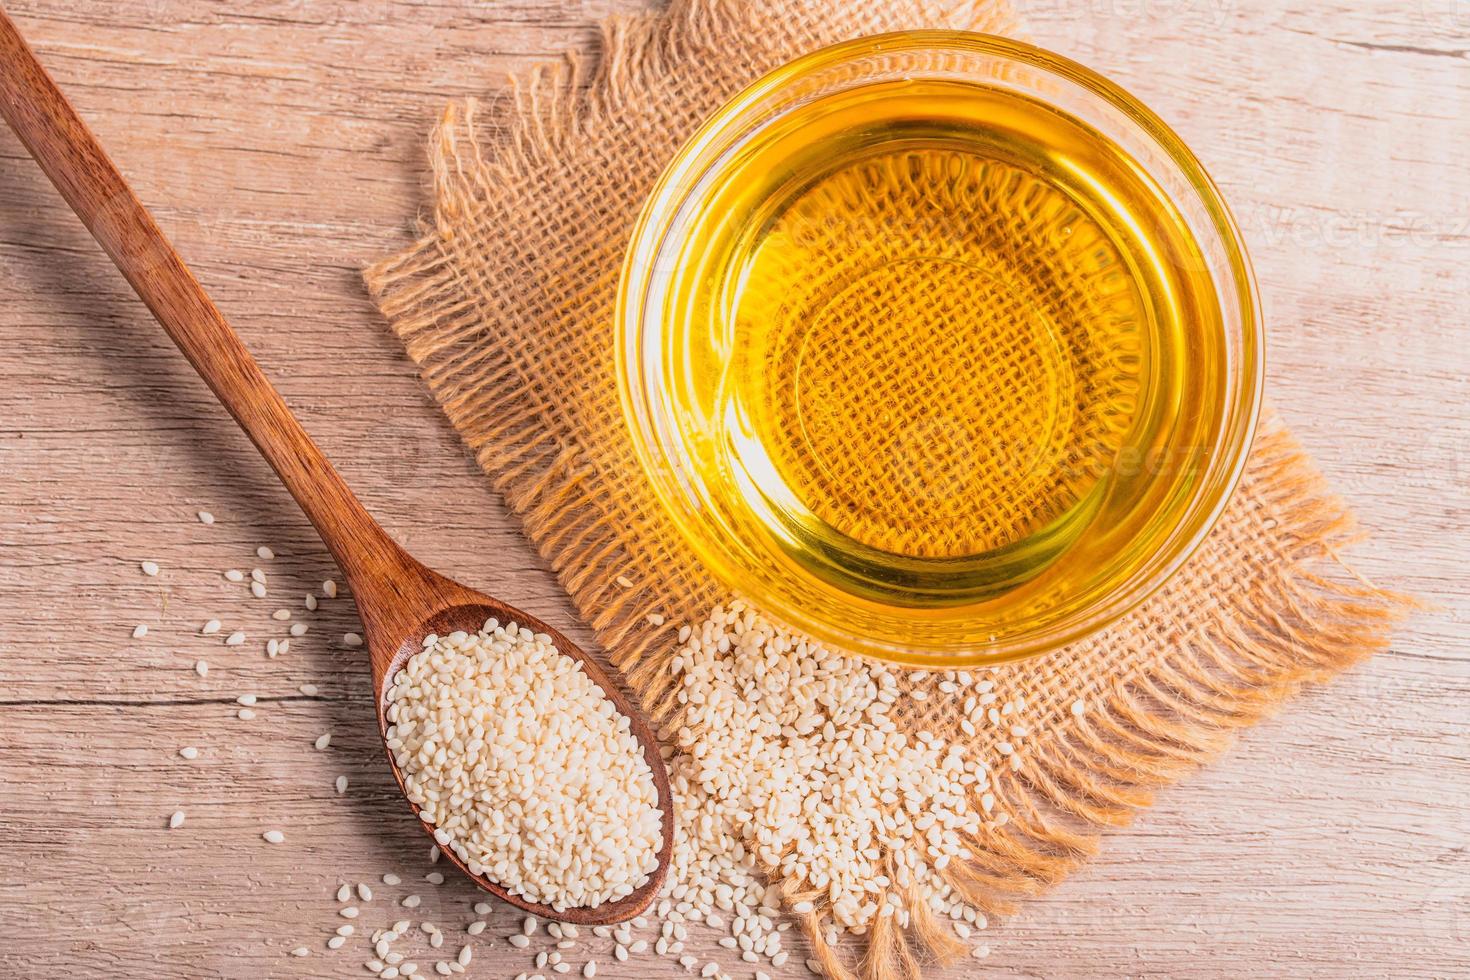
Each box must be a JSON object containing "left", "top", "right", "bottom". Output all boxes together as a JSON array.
[
  {"left": 363, "top": 569, "right": 674, "bottom": 924},
  {"left": 0, "top": 8, "right": 671, "bottom": 926}
]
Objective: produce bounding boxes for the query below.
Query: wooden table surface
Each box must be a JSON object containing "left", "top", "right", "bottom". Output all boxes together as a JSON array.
[{"left": 1, "top": 1, "right": 1467, "bottom": 977}]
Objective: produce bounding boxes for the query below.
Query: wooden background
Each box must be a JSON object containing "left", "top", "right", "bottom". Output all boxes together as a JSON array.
[{"left": 1, "top": 0, "right": 1467, "bottom": 976}]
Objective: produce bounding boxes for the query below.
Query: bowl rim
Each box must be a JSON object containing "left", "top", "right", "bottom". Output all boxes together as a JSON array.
[{"left": 616, "top": 29, "right": 1265, "bottom": 667}]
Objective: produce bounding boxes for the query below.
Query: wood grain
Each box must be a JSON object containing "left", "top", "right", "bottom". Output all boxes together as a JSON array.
[{"left": 0, "top": 0, "right": 1466, "bottom": 977}]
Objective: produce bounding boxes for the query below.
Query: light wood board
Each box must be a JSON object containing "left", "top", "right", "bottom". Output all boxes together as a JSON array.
[{"left": 0, "top": 0, "right": 1466, "bottom": 976}]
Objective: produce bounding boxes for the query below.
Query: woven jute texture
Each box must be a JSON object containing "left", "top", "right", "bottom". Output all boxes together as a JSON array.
[{"left": 365, "top": 0, "right": 1409, "bottom": 975}]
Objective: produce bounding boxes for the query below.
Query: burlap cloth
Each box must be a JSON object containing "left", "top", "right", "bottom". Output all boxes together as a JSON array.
[{"left": 365, "top": 0, "right": 1410, "bottom": 975}]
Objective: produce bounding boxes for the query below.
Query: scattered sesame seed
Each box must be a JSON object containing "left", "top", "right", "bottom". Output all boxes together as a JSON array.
[
  {"left": 335, "top": 775, "right": 348, "bottom": 794},
  {"left": 509, "top": 935, "right": 530, "bottom": 949},
  {"left": 225, "top": 630, "right": 245, "bottom": 646},
  {"left": 299, "top": 684, "right": 319, "bottom": 696},
  {"left": 327, "top": 935, "right": 346, "bottom": 950},
  {"left": 424, "top": 871, "right": 443, "bottom": 885},
  {"left": 305, "top": 593, "right": 318, "bottom": 611},
  {"left": 337, "top": 925, "right": 355, "bottom": 937},
  {"left": 323, "top": 579, "right": 338, "bottom": 598},
  {"left": 522, "top": 916, "right": 538, "bottom": 935},
  {"left": 257, "top": 546, "right": 274, "bottom": 560},
  {"left": 140, "top": 560, "right": 159, "bottom": 576},
  {"left": 178, "top": 746, "right": 199, "bottom": 760},
  {"left": 194, "top": 660, "right": 209, "bottom": 677},
  {"left": 343, "top": 632, "right": 363, "bottom": 648},
  {"left": 237, "top": 708, "right": 256, "bottom": 720},
  {"left": 266, "top": 638, "right": 279, "bottom": 657},
  {"left": 262, "top": 830, "right": 285, "bottom": 844},
  {"left": 290, "top": 946, "right": 309, "bottom": 957},
  {"left": 315, "top": 733, "right": 332, "bottom": 751},
  {"left": 272, "top": 608, "right": 291, "bottom": 621},
  {"left": 402, "top": 895, "right": 421, "bottom": 909},
  {"left": 250, "top": 581, "right": 267, "bottom": 599},
  {"left": 250, "top": 568, "right": 266, "bottom": 584},
  {"left": 647, "top": 613, "right": 665, "bottom": 626},
  {"left": 382, "top": 873, "right": 400, "bottom": 885},
  {"left": 168, "top": 810, "right": 185, "bottom": 829},
  {"left": 466, "top": 921, "right": 485, "bottom": 936},
  {"left": 290, "top": 622, "right": 307, "bottom": 637},
  {"left": 224, "top": 569, "right": 244, "bottom": 582},
  {"left": 132, "top": 624, "right": 148, "bottom": 639},
  {"left": 197, "top": 511, "right": 214, "bottom": 525},
  {"left": 583, "top": 962, "right": 597, "bottom": 978},
  {"left": 201, "top": 619, "right": 221, "bottom": 635}
]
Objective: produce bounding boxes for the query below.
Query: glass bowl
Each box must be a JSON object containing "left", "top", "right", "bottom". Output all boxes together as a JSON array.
[{"left": 616, "top": 31, "right": 1263, "bottom": 667}]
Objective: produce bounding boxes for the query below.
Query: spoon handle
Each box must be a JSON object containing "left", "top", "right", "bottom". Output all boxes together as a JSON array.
[{"left": 0, "top": 9, "right": 429, "bottom": 618}]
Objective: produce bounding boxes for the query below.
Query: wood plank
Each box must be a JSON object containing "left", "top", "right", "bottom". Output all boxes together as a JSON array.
[{"left": 0, "top": 0, "right": 1466, "bottom": 976}]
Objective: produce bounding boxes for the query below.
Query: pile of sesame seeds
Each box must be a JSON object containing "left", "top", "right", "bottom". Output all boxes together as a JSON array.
[{"left": 386, "top": 623, "right": 664, "bottom": 911}]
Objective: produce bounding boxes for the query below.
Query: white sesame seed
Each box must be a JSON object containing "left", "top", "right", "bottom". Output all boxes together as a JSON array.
[
  {"left": 337, "top": 925, "right": 354, "bottom": 937},
  {"left": 256, "top": 546, "right": 274, "bottom": 560},
  {"left": 225, "top": 630, "right": 245, "bottom": 646},
  {"left": 646, "top": 613, "right": 665, "bottom": 626},
  {"left": 263, "top": 830, "right": 285, "bottom": 844},
  {"left": 201, "top": 619, "right": 221, "bottom": 635},
  {"left": 290, "top": 946, "right": 309, "bottom": 957},
  {"left": 508, "top": 935, "right": 530, "bottom": 949},
  {"left": 402, "top": 895, "right": 421, "bottom": 909},
  {"left": 194, "top": 659, "right": 209, "bottom": 677},
  {"left": 335, "top": 775, "right": 349, "bottom": 794},
  {"left": 140, "top": 560, "right": 159, "bottom": 576},
  {"left": 266, "top": 638, "right": 279, "bottom": 657},
  {"left": 300, "top": 684, "right": 319, "bottom": 696},
  {"left": 197, "top": 510, "right": 214, "bottom": 525},
  {"left": 132, "top": 624, "right": 148, "bottom": 639},
  {"left": 224, "top": 568, "right": 244, "bottom": 582},
  {"left": 236, "top": 694, "right": 256, "bottom": 706},
  {"left": 466, "top": 921, "right": 485, "bottom": 936},
  {"left": 424, "top": 871, "right": 443, "bottom": 885},
  {"left": 358, "top": 883, "right": 372, "bottom": 901},
  {"left": 168, "top": 810, "right": 185, "bottom": 829},
  {"left": 582, "top": 962, "right": 596, "bottom": 978},
  {"left": 306, "top": 593, "right": 318, "bottom": 611},
  {"left": 250, "top": 568, "right": 266, "bottom": 584},
  {"left": 328, "top": 935, "right": 346, "bottom": 950},
  {"left": 522, "top": 916, "right": 538, "bottom": 936},
  {"left": 237, "top": 708, "right": 255, "bottom": 720},
  {"left": 385, "top": 627, "right": 661, "bottom": 910},
  {"left": 272, "top": 608, "right": 291, "bottom": 621},
  {"left": 343, "top": 632, "right": 363, "bottom": 648},
  {"left": 290, "top": 622, "right": 307, "bottom": 637},
  {"left": 323, "top": 579, "right": 338, "bottom": 598},
  {"left": 382, "top": 873, "right": 400, "bottom": 885},
  {"left": 457, "top": 947, "right": 471, "bottom": 966},
  {"left": 1072, "top": 698, "right": 1087, "bottom": 717},
  {"left": 473, "top": 903, "right": 491, "bottom": 916},
  {"left": 337, "top": 883, "right": 351, "bottom": 903},
  {"left": 178, "top": 746, "right": 198, "bottom": 760},
  {"left": 315, "top": 733, "right": 331, "bottom": 750},
  {"left": 251, "top": 581, "right": 267, "bottom": 599}
]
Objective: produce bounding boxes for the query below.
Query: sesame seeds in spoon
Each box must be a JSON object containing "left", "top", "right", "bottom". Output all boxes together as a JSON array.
[{"left": 0, "top": 9, "right": 670, "bottom": 924}]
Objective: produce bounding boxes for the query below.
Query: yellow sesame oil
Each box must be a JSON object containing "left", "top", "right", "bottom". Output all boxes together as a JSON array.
[{"left": 654, "top": 77, "right": 1231, "bottom": 623}]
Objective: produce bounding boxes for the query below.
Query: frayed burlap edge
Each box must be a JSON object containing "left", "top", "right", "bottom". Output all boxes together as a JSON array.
[{"left": 364, "top": 1, "right": 1415, "bottom": 977}]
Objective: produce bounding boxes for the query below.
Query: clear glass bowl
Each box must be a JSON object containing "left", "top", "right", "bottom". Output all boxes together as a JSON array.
[{"left": 617, "top": 31, "right": 1263, "bottom": 667}]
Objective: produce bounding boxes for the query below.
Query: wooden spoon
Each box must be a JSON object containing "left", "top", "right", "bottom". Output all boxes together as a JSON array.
[{"left": 0, "top": 8, "right": 672, "bottom": 925}]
